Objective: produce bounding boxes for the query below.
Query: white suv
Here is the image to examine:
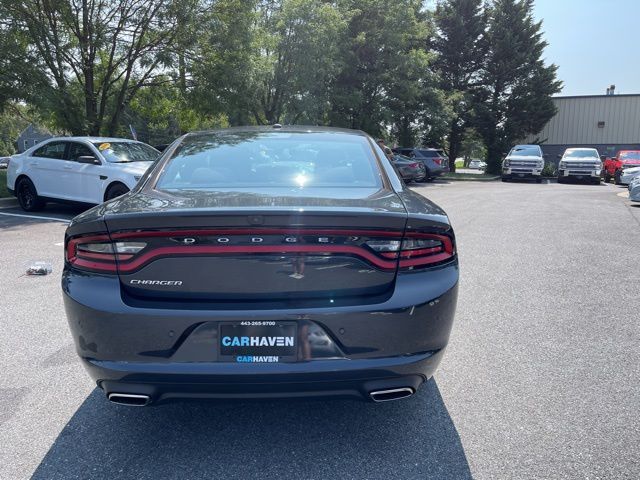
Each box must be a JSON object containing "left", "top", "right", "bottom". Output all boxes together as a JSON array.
[
  {"left": 7, "top": 137, "right": 160, "bottom": 211},
  {"left": 502, "top": 144, "right": 545, "bottom": 183}
]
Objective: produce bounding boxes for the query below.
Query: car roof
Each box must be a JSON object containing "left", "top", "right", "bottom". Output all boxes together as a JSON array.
[
  {"left": 42, "top": 136, "right": 141, "bottom": 143},
  {"left": 512, "top": 144, "right": 541, "bottom": 148},
  {"left": 565, "top": 147, "right": 597, "bottom": 151}
]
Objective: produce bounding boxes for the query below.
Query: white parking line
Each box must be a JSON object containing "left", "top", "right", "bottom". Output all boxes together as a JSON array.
[{"left": 0, "top": 211, "right": 70, "bottom": 223}]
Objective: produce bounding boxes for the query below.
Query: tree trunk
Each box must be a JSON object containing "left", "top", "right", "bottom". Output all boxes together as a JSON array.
[
  {"left": 447, "top": 122, "right": 464, "bottom": 173},
  {"left": 485, "top": 141, "right": 502, "bottom": 175}
]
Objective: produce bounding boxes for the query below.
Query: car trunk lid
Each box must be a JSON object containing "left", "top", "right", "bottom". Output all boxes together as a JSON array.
[{"left": 103, "top": 188, "right": 408, "bottom": 304}]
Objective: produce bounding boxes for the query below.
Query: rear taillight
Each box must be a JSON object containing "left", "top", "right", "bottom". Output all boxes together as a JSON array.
[
  {"left": 433, "top": 158, "right": 442, "bottom": 165},
  {"left": 66, "top": 235, "right": 147, "bottom": 272},
  {"left": 409, "top": 163, "right": 420, "bottom": 168},
  {"left": 366, "top": 233, "right": 455, "bottom": 269},
  {"left": 66, "top": 229, "right": 454, "bottom": 273}
]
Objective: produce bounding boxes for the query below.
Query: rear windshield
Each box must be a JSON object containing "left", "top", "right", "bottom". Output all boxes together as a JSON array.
[
  {"left": 509, "top": 146, "right": 541, "bottom": 156},
  {"left": 94, "top": 142, "right": 159, "bottom": 163},
  {"left": 156, "top": 131, "right": 381, "bottom": 189},
  {"left": 418, "top": 149, "right": 444, "bottom": 158},
  {"left": 564, "top": 149, "right": 599, "bottom": 158},
  {"left": 619, "top": 151, "right": 640, "bottom": 160}
]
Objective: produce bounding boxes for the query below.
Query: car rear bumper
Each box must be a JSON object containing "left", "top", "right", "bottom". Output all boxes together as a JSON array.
[
  {"left": 63, "top": 263, "right": 459, "bottom": 402},
  {"left": 89, "top": 349, "right": 445, "bottom": 403},
  {"left": 427, "top": 166, "right": 448, "bottom": 177}
]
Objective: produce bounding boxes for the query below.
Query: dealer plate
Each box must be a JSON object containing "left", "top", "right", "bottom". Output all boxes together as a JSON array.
[{"left": 218, "top": 321, "right": 297, "bottom": 363}]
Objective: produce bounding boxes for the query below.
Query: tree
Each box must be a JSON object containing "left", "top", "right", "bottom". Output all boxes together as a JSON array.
[
  {"left": 431, "top": 0, "right": 486, "bottom": 171},
  {"left": 473, "top": 0, "right": 562, "bottom": 174},
  {"left": 0, "top": 0, "right": 200, "bottom": 136},
  {"left": 329, "top": 0, "right": 431, "bottom": 138}
]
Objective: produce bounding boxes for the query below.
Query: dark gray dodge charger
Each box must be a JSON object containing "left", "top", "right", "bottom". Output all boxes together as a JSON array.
[{"left": 62, "top": 126, "right": 459, "bottom": 406}]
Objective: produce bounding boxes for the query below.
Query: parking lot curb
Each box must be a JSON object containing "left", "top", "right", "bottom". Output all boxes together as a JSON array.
[
  {"left": 0, "top": 197, "right": 18, "bottom": 207},
  {"left": 440, "top": 175, "right": 501, "bottom": 182}
]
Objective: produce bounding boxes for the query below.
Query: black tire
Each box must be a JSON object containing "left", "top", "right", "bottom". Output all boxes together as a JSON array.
[
  {"left": 16, "top": 177, "right": 45, "bottom": 212},
  {"left": 501, "top": 177, "right": 508, "bottom": 182},
  {"left": 104, "top": 183, "right": 130, "bottom": 201},
  {"left": 557, "top": 176, "right": 565, "bottom": 184},
  {"left": 592, "top": 178, "right": 601, "bottom": 185},
  {"left": 614, "top": 170, "right": 621, "bottom": 185},
  {"left": 604, "top": 172, "right": 611, "bottom": 183},
  {"left": 535, "top": 178, "right": 542, "bottom": 184}
]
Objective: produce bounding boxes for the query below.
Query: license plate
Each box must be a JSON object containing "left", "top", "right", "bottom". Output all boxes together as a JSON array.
[{"left": 219, "top": 322, "right": 297, "bottom": 363}]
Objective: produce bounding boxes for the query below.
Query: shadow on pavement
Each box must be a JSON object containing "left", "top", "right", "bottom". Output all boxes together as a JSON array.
[{"left": 32, "top": 380, "right": 471, "bottom": 480}]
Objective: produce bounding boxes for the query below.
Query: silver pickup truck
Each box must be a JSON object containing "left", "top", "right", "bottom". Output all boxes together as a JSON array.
[
  {"left": 557, "top": 148, "right": 602, "bottom": 185},
  {"left": 502, "top": 145, "right": 544, "bottom": 183}
]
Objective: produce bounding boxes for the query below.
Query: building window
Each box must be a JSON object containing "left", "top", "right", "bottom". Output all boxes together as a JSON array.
[
  {"left": 34, "top": 139, "right": 39, "bottom": 146},
  {"left": 23, "top": 140, "right": 28, "bottom": 150},
  {"left": 597, "top": 121, "right": 605, "bottom": 128}
]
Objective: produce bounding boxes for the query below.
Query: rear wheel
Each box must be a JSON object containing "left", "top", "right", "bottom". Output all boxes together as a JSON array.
[
  {"left": 614, "top": 170, "right": 622, "bottom": 185},
  {"left": 417, "top": 168, "right": 431, "bottom": 183},
  {"left": 604, "top": 172, "right": 611, "bottom": 183},
  {"left": 104, "top": 183, "right": 130, "bottom": 201},
  {"left": 16, "top": 177, "right": 45, "bottom": 212}
]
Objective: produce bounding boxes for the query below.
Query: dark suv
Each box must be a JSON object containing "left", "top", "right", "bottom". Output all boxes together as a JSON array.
[{"left": 392, "top": 148, "right": 449, "bottom": 181}]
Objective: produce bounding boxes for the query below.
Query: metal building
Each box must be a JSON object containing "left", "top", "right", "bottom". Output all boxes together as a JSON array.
[{"left": 524, "top": 92, "right": 640, "bottom": 160}]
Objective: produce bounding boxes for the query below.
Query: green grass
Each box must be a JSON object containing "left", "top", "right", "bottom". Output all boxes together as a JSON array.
[
  {"left": 0, "top": 170, "right": 9, "bottom": 198},
  {"left": 454, "top": 159, "right": 464, "bottom": 168}
]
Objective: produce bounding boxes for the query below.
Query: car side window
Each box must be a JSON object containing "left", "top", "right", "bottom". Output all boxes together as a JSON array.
[
  {"left": 32, "top": 141, "right": 68, "bottom": 160},
  {"left": 68, "top": 142, "right": 96, "bottom": 162}
]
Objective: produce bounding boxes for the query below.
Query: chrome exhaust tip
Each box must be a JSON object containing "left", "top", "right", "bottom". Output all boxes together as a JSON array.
[
  {"left": 369, "top": 387, "right": 415, "bottom": 402},
  {"left": 107, "top": 393, "right": 151, "bottom": 407}
]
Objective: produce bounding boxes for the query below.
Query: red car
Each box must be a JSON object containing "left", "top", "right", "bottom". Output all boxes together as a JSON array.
[{"left": 603, "top": 150, "right": 640, "bottom": 184}]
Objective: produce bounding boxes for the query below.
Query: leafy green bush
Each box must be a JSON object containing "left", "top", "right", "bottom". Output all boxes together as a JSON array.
[{"left": 542, "top": 163, "right": 556, "bottom": 177}]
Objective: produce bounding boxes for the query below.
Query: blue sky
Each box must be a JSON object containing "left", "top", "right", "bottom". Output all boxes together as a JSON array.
[{"left": 533, "top": 0, "right": 639, "bottom": 96}]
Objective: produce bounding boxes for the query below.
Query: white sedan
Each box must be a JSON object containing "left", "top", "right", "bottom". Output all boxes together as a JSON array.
[
  {"left": 468, "top": 159, "right": 487, "bottom": 170},
  {"left": 7, "top": 137, "right": 160, "bottom": 211}
]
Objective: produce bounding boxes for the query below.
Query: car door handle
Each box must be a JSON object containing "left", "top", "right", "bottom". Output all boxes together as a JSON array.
[
  {"left": 29, "top": 161, "right": 39, "bottom": 167},
  {"left": 64, "top": 164, "right": 73, "bottom": 169}
]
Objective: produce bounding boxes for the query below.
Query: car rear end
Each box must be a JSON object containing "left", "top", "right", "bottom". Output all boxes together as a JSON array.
[
  {"left": 419, "top": 149, "right": 449, "bottom": 178},
  {"left": 62, "top": 128, "right": 458, "bottom": 404},
  {"left": 392, "top": 155, "right": 426, "bottom": 182}
]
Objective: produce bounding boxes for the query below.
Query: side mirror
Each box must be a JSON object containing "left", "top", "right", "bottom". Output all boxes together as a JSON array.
[
  {"left": 556, "top": 154, "right": 562, "bottom": 158},
  {"left": 600, "top": 155, "right": 607, "bottom": 160},
  {"left": 77, "top": 155, "right": 100, "bottom": 165}
]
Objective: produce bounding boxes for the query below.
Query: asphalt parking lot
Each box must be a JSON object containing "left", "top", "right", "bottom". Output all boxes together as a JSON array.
[{"left": 1, "top": 180, "right": 639, "bottom": 480}]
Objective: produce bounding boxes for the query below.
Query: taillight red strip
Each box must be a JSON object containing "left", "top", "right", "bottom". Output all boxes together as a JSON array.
[
  {"left": 76, "top": 251, "right": 134, "bottom": 261},
  {"left": 72, "top": 258, "right": 118, "bottom": 272},
  {"left": 399, "top": 246, "right": 442, "bottom": 258},
  {"left": 115, "top": 245, "right": 398, "bottom": 272},
  {"left": 66, "top": 231, "right": 455, "bottom": 273}
]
